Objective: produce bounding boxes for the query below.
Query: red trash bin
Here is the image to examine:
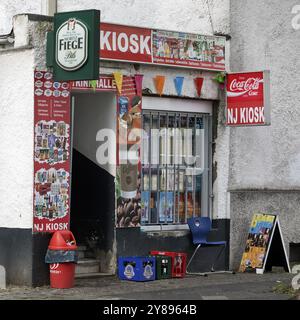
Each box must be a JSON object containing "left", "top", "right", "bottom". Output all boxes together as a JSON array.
[{"left": 48, "top": 231, "right": 77, "bottom": 289}]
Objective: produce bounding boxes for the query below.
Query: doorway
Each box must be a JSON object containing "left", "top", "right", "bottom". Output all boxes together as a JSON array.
[{"left": 70, "top": 91, "right": 117, "bottom": 274}]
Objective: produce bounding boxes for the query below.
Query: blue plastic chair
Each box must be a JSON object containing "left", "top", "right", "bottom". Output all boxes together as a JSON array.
[{"left": 186, "top": 217, "right": 233, "bottom": 275}]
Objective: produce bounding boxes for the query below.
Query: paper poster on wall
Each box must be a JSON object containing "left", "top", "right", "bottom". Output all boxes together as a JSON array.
[
  {"left": 100, "top": 23, "right": 226, "bottom": 71},
  {"left": 239, "top": 214, "right": 290, "bottom": 274},
  {"left": 115, "top": 76, "right": 143, "bottom": 228},
  {"left": 33, "top": 70, "right": 71, "bottom": 233},
  {"left": 152, "top": 29, "right": 225, "bottom": 70}
]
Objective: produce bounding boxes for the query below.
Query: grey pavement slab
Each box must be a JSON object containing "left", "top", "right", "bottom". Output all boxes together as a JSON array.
[{"left": 0, "top": 272, "right": 297, "bottom": 300}]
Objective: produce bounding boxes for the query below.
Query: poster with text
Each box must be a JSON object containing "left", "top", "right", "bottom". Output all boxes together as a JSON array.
[
  {"left": 33, "top": 70, "right": 71, "bottom": 233},
  {"left": 239, "top": 214, "right": 276, "bottom": 272}
]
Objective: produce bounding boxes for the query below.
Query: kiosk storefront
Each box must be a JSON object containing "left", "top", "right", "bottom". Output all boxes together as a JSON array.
[{"left": 32, "top": 18, "right": 229, "bottom": 284}]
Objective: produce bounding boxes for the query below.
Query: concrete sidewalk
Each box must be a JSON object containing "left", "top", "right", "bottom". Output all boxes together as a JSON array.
[{"left": 0, "top": 272, "right": 298, "bottom": 300}]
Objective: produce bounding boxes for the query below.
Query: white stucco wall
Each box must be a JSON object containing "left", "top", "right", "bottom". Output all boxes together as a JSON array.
[
  {"left": 230, "top": 0, "right": 300, "bottom": 190},
  {"left": 0, "top": 49, "right": 34, "bottom": 229},
  {"left": 0, "top": 0, "right": 230, "bottom": 36},
  {"left": 0, "top": 0, "right": 42, "bottom": 34},
  {"left": 229, "top": 0, "right": 300, "bottom": 267},
  {"left": 58, "top": 0, "right": 229, "bottom": 35}
]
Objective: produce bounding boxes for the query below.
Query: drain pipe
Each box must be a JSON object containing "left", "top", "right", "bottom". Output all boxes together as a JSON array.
[{"left": 41, "top": 0, "right": 57, "bottom": 16}]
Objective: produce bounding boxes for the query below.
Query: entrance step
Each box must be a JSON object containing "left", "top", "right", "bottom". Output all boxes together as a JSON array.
[
  {"left": 77, "top": 245, "right": 87, "bottom": 251},
  {"left": 77, "top": 245, "right": 95, "bottom": 260},
  {"left": 75, "top": 259, "right": 100, "bottom": 275},
  {"left": 75, "top": 272, "right": 113, "bottom": 279}
]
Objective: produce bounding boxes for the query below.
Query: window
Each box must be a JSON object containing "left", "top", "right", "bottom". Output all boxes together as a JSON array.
[{"left": 141, "top": 110, "right": 211, "bottom": 227}]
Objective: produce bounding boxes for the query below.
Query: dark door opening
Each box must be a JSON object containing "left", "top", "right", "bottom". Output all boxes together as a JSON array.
[{"left": 70, "top": 92, "right": 116, "bottom": 274}]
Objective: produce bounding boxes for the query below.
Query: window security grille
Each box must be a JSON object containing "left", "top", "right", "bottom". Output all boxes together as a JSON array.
[{"left": 141, "top": 111, "right": 211, "bottom": 226}]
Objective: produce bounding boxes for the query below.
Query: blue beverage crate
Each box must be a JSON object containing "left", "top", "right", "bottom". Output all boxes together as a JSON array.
[{"left": 118, "top": 256, "right": 156, "bottom": 282}]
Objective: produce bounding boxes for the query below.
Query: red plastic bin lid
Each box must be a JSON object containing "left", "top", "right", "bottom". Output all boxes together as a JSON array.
[{"left": 48, "top": 231, "right": 77, "bottom": 251}]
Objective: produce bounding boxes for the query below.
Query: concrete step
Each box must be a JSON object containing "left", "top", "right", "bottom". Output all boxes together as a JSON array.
[
  {"left": 75, "top": 272, "right": 114, "bottom": 279},
  {"left": 77, "top": 245, "right": 87, "bottom": 252},
  {"left": 77, "top": 250, "right": 85, "bottom": 259},
  {"left": 75, "top": 259, "right": 100, "bottom": 275}
]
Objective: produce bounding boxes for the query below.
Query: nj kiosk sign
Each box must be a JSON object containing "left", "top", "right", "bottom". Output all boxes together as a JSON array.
[
  {"left": 49, "top": 9, "right": 100, "bottom": 81},
  {"left": 226, "top": 71, "right": 270, "bottom": 126}
]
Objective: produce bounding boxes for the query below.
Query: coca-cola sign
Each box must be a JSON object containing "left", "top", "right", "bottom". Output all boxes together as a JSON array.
[{"left": 226, "top": 71, "right": 270, "bottom": 126}]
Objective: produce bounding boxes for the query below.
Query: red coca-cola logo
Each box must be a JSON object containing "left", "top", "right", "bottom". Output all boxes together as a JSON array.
[{"left": 227, "top": 77, "right": 263, "bottom": 97}]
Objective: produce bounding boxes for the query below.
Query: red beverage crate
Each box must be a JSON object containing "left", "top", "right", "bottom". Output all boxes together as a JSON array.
[{"left": 150, "top": 251, "right": 187, "bottom": 278}]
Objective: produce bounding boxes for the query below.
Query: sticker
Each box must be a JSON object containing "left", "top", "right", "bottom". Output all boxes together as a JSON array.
[
  {"left": 44, "top": 89, "right": 52, "bottom": 97},
  {"left": 44, "top": 72, "right": 53, "bottom": 80},
  {"left": 124, "top": 264, "right": 135, "bottom": 279},
  {"left": 53, "top": 90, "right": 61, "bottom": 98},
  {"left": 53, "top": 82, "right": 61, "bottom": 89},
  {"left": 35, "top": 80, "right": 43, "bottom": 88},
  {"left": 35, "top": 89, "right": 44, "bottom": 96},
  {"left": 44, "top": 81, "right": 53, "bottom": 89},
  {"left": 35, "top": 72, "right": 43, "bottom": 79},
  {"left": 62, "top": 90, "right": 70, "bottom": 98},
  {"left": 61, "top": 82, "right": 69, "bottom": 90}
]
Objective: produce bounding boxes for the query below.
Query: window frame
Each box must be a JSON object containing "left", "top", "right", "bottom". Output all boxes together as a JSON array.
[{"left": 141, "top": 109, "right": 212, "bottom": 231}]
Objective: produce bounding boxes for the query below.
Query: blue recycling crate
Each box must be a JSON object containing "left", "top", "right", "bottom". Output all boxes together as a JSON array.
[{"left": 118, "top": 256, "right": 156, "bottom": 282}]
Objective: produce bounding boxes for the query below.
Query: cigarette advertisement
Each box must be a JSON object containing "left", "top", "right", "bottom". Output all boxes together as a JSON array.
[{"left": 33, "top": 70, "right": 71, "bottom": 233}]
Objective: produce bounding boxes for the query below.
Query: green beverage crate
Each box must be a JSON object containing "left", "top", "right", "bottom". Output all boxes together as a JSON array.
[{"left": 155, "top": 255, "right": 172, "bottom": 280}]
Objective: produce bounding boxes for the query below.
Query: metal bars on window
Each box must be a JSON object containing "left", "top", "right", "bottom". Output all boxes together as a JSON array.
[{"left": 141, "top": 110, "right": 210, "bottom": 226}]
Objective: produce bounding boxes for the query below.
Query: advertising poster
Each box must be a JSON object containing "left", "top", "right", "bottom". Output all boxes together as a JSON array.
[
  {"left": 116, "top": 76, "right": 142, "bottom": 228},
  {"left": 152, "top": 29, "right": 225, "bottom": 70},
  {"left": 239, "top": 214, "right": 276, "bottom": 272},
  {"left": 226, "top": 71, "right": 271, "bottom": 126},
  {"left": 100, "top": 23, "right": 226, "bottom": 72},
  {"left": 33, "top": 70, "right": 71, "bottom": 233}
]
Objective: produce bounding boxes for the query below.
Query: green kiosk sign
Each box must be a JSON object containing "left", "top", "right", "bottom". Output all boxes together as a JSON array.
[{"left": 47, "top": 9, "right": 100, "bottom": 81}]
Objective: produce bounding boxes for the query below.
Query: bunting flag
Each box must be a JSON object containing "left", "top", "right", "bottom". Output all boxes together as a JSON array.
[
  {"left": 194, "top": 77, "right": 204, "bottom": 97},
  {"left": 113, "top": 72, "right": 123, "bottom": 94},
  {"left": 154, "top": 75, "right": 166, "bottom": 96},
  {"left": 134, "top": 74, "right": 144, "bottom": 95},
  {"left": 174, "top": 76, "right": 184, "bottom": 96},
  {"left": 89, "top": 80, "right": 98, "bottom": 92}
]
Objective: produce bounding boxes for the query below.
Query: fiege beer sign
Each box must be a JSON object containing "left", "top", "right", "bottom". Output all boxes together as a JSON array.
[
  {"left": 226, "top": 71, "right": 271, "bottom": 126},
  {"left": 56, "top": 18, "right": 88, "bottom": 71}
]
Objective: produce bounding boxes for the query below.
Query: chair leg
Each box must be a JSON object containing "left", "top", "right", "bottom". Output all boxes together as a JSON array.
[
  {"left": 206, "top": 243, "right": 235, "bottom": 275},
  {"left": 186, "top": 244, "right": 201, "bottom": 274}
]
